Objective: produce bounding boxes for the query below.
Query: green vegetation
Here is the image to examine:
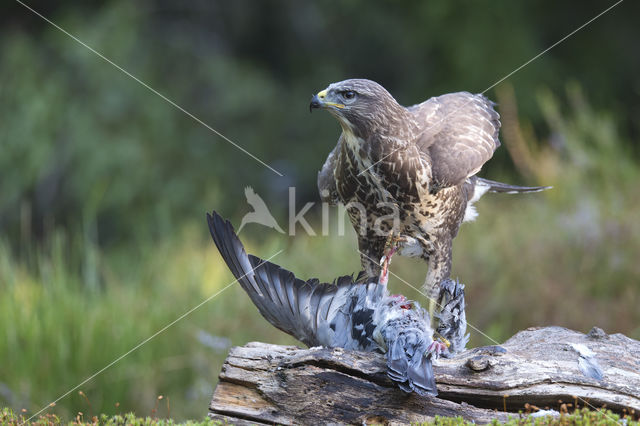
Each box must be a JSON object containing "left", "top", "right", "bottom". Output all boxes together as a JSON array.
[
  {"left": 0, "top": 222, "right": 299, "bottom": 420},
  {"left": 434, "top": 408, "right": 638, "bottom": 425},
  {"left": 2, "top": 407, "right": 637, "bottom": 425},
  {"left": 1, "top": 0, "right": 638, "bottom": 423},
  {"left": 1, "top": 407, "right": 219, "bottom": 425}
]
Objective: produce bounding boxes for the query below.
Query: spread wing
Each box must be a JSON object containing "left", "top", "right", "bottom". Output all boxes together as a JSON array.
[
  {"left": 409, "top": 92, "right": 500, "bottom": 191},
  {"left": 207, "top": 211, "right": 364, "bottom": 348}
]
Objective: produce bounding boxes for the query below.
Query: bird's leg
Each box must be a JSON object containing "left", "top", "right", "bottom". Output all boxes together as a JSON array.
[
  {"left": 358, "top": 235, "right": 387, "bottom": 282},
  {"left": 378, "top": 232, "right": 407, "bottom": 286},
  {"left": 422, "top": 239, "right": 453, "bottom": 347},
  {"left": 378, "top": 232, "right": 395, "bottom": 286},
  {"left": 425, "top": 266, "right": 444, "bottom": 320},
  {"left": 378, "top": 261, "right": 390, "bottom": 286},
  {"left": 425, "top": 303, "right": 450, "bottom": 359},
  {"left": 426, "top": 306, "right": 451, "bottom": 358},
  {"left": 379, "top": 231, "right": 394, "bottom": 284},
  {"left": 427, "top": 339, "right": 449, "bottom": 359}
]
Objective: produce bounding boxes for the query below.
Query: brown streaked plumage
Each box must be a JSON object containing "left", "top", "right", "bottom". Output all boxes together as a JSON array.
[{"left": 311, "top": 78, "right": 549, "bottom": 313}]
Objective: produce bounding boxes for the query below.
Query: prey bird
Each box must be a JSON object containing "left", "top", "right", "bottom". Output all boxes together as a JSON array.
[
  {"left": 207, "top": 211, "right": 469, "bottom": 396},
  {"left": 311, "top": 79, "right": 550, "bottom": 316}
]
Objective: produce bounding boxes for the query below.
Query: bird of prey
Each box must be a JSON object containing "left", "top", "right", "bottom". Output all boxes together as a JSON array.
[
  {"left": 311, "top": 79, "right": 549, "bottom": 313},
  {"left": 207, "top": 211, "right": 469, "bottom": 396}
]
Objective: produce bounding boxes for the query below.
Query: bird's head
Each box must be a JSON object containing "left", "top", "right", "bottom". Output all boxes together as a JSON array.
[{"left": 310, "top": 79, "right": 405, "bottom": 139}]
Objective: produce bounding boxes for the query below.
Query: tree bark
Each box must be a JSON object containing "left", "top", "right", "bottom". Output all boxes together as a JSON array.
[{"left": 208, "top": 326, "right": 640, "bottom": 425}]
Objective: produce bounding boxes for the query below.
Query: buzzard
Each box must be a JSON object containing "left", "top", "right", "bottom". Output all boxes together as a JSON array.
[{"left": 311, "top": 79, "right": 548, "bottom": 314}]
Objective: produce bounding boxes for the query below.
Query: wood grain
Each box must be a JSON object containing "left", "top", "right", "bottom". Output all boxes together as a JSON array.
[{"left": 209, "top": 326, "right": 640, "bottom": 424}]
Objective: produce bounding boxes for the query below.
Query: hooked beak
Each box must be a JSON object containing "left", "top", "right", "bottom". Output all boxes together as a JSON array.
[
  {"left": 309, "top": 89, "right": 345, "bottom": 113},
  {"left": 309, "top": 94, "right": 321, "bottom": 112}
]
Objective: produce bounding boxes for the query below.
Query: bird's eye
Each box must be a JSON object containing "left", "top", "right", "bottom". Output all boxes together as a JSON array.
[{"left": 342, "top": 90, "right": 356, "bottom": 100}]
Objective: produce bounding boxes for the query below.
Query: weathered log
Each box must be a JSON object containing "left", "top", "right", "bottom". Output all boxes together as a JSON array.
[{"left": 208, "top": 326, "right": 640, "bottom": 424}]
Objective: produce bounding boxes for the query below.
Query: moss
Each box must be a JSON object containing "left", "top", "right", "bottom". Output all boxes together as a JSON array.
[
  {"left": 431, "top": 408, "right": 638, "bottom": 425},
  {"left": 1, "top": 407, "right": 222, "bottom": 425},
  {"left": 3, "top": 407, "right": 636, "bottom": 425}
]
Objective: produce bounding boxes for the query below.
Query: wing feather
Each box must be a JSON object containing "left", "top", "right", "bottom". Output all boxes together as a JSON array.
[
  {"left": 317, "top": 136, "right": 342, "bottom": 204},
  {"left": 207, "top": 211, "right": 356, "bottom": 347},
  {"left": 410, "top": 92, "right": 500, "bottom": 190}
]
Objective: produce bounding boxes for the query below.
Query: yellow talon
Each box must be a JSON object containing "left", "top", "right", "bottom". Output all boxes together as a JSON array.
[{"left": 434, "top": 332, "right": 451, "bottom": 348}]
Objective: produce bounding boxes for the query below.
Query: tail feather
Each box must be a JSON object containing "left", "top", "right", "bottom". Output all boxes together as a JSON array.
[
  {"left": 207, "top": 211, "right": 355, "bottom": 347},
  {"left": 386, "top": 332, "right": 437, "bottom": 396},
  {"left": 386, "top": 338, "right": 409, "bottom": 383},
  {"left": 408, "top": 353, "right": 437, "bottom": 396},
  {"left": 475, "top": 177, "right": 551, "bottom": 194}
]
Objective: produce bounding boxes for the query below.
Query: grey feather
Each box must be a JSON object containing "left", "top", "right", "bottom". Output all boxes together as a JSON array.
[
  {"left": 207, "top": 211, "right": 438, "bottom": 396},
  {"left": 474, "top": 177, "right": 551, "bottom": 194},
  {"left": 570, "top": 343, "right": 604, "bottom": 381},
  {"left": 436, "top": 278, "right": 470, "bottom": 356}
]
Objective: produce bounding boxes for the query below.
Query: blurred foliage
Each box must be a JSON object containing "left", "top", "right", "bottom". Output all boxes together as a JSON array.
[
  {"left": 1, "top": 0, "right": 639, "bottom": 240},
  {"left": 1, "top": 0, "right": 639, "bottom": 422},
  {"left": 0, "top": 222, "right": 296, "bottom": 420}
]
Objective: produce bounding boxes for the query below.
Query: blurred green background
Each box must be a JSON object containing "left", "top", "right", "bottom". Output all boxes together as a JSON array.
[{"left": 1, "top": 0, "right": 639, "bottom": 421}]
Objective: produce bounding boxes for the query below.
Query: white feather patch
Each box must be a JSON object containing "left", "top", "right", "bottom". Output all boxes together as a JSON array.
[
  {"left": 397, "top": 236, "right": 424, "bottom": 258},
  {"left": 463, "top": 180, "right": 491, "bottom": 223}
]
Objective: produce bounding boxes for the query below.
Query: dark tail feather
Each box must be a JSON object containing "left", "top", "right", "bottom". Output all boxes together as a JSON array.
[
  {"left": 476, "top": 177, "right": 551, "bottom": 194},
  {"left": 206, "top": 211, "right": 344, "bottom": 347},
  {"left": 207, "top": 211, "right": 263, "bottom": 298},
  {"left": 207, "top": 211, "right": 290, "bottom": 330}
]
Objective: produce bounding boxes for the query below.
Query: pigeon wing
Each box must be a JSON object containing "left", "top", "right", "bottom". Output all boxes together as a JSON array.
[{"left": 207, "top": 211, "right": 355, "bottom": 347}]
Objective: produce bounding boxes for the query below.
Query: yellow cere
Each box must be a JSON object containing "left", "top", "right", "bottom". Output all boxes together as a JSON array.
[{"left": 316, "top": 89, "right": 345, "bottom": 108}]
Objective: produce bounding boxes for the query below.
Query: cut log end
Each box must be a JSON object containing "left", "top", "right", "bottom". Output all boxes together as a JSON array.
[{"left": 209, "top": 326, "right": 640, "bottom": 425}]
